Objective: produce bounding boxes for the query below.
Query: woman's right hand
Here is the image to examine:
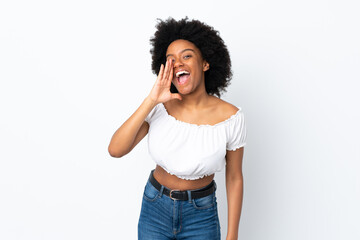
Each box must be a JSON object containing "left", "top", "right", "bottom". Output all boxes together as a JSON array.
[{"left": 148, "top": 58, "right": 182, "bottom": 104}]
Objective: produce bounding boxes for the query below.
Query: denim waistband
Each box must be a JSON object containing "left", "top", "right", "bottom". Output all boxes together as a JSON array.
[{"left": 148, "top": 169, "right": 217, "bottom": 201}]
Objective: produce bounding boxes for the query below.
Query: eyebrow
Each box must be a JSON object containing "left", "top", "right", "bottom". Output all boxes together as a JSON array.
[{"left": 166, "top": 49, "right": 196, "bottom": 58}]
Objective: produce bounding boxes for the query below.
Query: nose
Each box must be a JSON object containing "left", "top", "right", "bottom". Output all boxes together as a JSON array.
[{"left": 173, "top": 58, "right": 183, "bottom": 68}]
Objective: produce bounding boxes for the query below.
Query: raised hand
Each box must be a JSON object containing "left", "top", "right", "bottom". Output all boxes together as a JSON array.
[{"left": 148, "top": 58, "right": 182, "bottom": 104}]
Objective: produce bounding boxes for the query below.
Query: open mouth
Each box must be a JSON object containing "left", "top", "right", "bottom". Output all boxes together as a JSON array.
[{"left": 175, "top": 70, "right": 190, "bottom": 85}]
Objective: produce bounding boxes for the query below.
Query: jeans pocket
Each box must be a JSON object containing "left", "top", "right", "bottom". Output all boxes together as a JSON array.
[
  {"left": 143, "top": 181, "right": 160, "bottom": 202},
  {"left": 192, "top": 192, "right": 215, "bottom": 210}
]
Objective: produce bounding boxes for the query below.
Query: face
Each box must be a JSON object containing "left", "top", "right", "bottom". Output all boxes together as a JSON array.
[{"left": 166, "top": 39, "right": 209, "bottom": 95}]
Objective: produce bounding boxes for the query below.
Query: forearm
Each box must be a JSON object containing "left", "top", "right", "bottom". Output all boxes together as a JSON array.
[
  {"left": 108, "top": 96, "right": 156, "bottom": 157},
  {"left": 226, "top": 177, "right": 243, "bottom": 240}
]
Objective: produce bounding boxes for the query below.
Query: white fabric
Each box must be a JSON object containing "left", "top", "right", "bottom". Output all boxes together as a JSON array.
[{"left": 145, "top": 102, "right": 247, "bottom": 180}]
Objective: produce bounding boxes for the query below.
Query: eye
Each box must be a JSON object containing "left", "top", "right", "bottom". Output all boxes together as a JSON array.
[{"left": 183, "top": 55, "right": 192, "bottom": 59}]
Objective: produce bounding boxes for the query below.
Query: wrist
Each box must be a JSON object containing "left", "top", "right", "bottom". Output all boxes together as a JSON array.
[
  {"left": 144, "top": 96, "right": 158, "bottom": 107},
  {"left": 226, "top": 237, "right": 238, "bottom": 240},
  {"left": 226, "top": 232, "right": 238, "bottom": 240}
]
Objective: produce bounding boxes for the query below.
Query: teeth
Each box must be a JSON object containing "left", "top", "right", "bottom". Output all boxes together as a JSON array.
[{"left": 176, "top": 70, "right": 189, "bottom": 77}]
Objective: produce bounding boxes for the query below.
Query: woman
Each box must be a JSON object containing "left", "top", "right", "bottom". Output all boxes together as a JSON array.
[{"left": 108, "top": 17, "right": 247, "bottom": 240}]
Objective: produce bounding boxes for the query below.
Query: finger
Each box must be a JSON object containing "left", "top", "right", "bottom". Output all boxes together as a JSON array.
[
  {"left": 161, "top": 59, "right": 168, "bottom": 82},
  {"left": 158, "top": 64, "right": 164, "bottom": 81},
  {"left": 171, "top": 93, "right": 182, "bottom": 101},
  {"left": 163, "top": 59, "right": 171, "bottom": 82},
  {"left": 167, "top": 62, "right": 174, "bottom": 84}
]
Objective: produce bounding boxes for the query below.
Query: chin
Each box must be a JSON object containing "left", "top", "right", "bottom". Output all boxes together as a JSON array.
[{"left": 176, "top": 86, "right": 193, "bottom": 95}]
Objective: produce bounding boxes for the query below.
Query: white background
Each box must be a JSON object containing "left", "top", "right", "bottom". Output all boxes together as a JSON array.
[{"left": 1, "top": 0, "right": 359, "bottom": 239}]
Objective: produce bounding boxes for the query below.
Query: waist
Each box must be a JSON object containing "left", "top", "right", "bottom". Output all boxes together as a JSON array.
[
  {"left": 149, "top": 169, "right": 217, "bottom": 201},
  {"left": 153, "top": 165, "right": 215, "bottom": 190}
]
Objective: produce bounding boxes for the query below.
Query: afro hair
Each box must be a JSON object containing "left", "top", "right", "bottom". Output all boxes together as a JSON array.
[{"left": 149, "top": 17, "right": 232, "bottom": 98}]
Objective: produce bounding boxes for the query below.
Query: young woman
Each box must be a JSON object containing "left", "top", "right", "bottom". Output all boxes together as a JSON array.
[{"left": 108, "top": 17, "right": 247, "bottom": 240}]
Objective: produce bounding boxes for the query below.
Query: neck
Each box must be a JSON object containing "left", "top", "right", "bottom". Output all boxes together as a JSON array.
[
  {"left": 179, "top": 92, "right": 210, "bottom": 108},
  {"left": 176, "top": 81, "right": 212, "bottom": 110}
]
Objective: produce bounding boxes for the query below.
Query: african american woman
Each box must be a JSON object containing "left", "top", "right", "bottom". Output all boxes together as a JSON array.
[{"left": 108, "top": 17, "right": 247, "bottom": 240}]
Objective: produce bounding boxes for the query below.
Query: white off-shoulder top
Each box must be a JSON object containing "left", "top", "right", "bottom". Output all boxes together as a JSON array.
[{"left": 145, "top": 102, "right": 247, "bottom": 180}]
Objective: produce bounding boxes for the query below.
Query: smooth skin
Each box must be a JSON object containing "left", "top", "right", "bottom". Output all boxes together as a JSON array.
[{"left": 108, "top": 39, "right": 244, "bottom": 240}]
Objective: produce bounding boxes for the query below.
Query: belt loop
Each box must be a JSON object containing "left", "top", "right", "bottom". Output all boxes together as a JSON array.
[
  {"left": 159, "top": 185, "right": 164, "bottom": 197},
  {"left": 187, "top": 190, "right": 192, "bottom": 203},
  {"left": 149, "top": 169, "right": 154, "bottom": 182}
]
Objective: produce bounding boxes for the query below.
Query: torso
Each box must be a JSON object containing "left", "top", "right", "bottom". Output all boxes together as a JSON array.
[
  {"left": 152, "top": 95, "right": 239, "bottom": 190},
  {"left": 153, "top": 165, "right": 215, "bottom": 190}
]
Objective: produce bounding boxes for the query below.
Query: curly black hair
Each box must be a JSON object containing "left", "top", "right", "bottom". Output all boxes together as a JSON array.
[{"left": 150, "top": 17, "right": 232, "bottom": 98}]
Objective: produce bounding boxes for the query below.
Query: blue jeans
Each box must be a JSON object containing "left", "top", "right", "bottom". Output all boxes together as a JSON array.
[{"left": 138, "top": 173, "right": 221, "bottom": 239}]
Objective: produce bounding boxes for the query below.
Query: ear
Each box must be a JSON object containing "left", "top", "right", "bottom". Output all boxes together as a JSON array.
[{"left": 203, "top": 61, "right": 210, "bottom": 72}]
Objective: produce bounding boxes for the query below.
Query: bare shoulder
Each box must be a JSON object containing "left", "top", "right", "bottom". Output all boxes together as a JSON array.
[
  {"left": 210, "top": 96, "right": 239, "bottom": 113},
  {"left": 209, "top": 96, "right": 239, "bottom": 120}
]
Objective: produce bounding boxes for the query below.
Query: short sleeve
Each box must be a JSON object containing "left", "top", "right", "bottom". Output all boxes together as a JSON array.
[
  {"left": 145, "top": 104, "right": 159, "bottom": 124},
  {"left": 226, "top": 110, "right": 247, "bottom": 151}
]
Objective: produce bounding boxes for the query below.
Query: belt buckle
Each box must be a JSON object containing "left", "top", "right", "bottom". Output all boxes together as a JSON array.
[{"left": 169, "top": 189, "right": 181, "bottom": 200}]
